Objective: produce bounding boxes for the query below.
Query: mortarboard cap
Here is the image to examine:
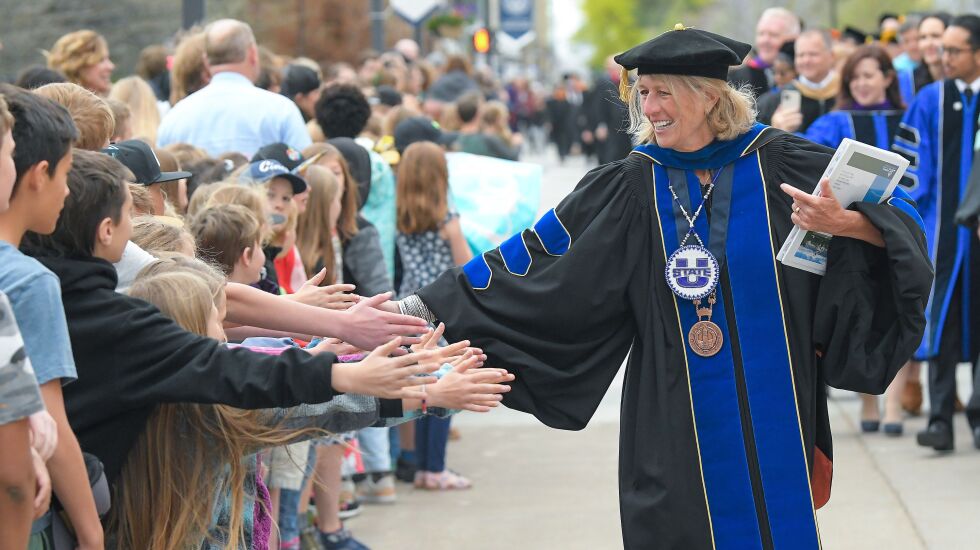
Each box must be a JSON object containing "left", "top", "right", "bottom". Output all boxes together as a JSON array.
[
  {"left": 614, "top": 24, "right": 752, "bottom": 81},
  {"left": 842, "top": 26, "right": 869, "bottom": 45}
]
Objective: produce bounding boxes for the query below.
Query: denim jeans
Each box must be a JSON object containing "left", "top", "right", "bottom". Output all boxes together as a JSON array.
[
  {"left": 415, "top": 415, "right": 452, "bottom": 472},
  {"left": 278, "top": 444, "right": 318, "bottom": 545}
]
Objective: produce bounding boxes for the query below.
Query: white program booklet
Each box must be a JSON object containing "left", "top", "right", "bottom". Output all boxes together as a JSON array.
[{"left": 776, "top": 138, "right": 909, "bottom": 275}]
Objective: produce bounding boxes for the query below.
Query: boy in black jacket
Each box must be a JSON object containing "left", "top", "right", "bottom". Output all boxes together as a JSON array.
[{"left": 21, "top": 149, "right": 447, "bottom": 484}]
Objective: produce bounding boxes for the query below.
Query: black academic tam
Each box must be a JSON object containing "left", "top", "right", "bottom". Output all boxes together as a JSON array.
[
  {"left": 415, "top": 128, "right": 931, "bottom": 549},
  {"left": 615, "top": 25, "right": 752, "bottom": 80}
]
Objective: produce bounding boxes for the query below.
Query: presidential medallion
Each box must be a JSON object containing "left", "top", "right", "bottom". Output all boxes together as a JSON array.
[
  {"left": 689, "top": 320, "right": 723, "bottom": 357},
  {"left": 665, "top": 245, "right": 719, "bottom": 301}
]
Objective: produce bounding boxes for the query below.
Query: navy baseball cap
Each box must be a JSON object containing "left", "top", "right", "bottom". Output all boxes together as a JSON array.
[
  {"left": 102, "top": 140, "right": 191, "bottom": 185},
  {"left": 240, "top": 159, "right": 307, "bottom": 194}
]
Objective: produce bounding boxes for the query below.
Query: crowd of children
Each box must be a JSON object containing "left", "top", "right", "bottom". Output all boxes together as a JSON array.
[{"left": 0, "top": 17, "right": 522, "bottom": 550}]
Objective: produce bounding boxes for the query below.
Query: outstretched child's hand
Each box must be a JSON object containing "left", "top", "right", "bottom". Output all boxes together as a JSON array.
[
  {"left": 308, "top": 338, "right": 364, "bottom": 357},
  {"left": 425, "top": 352, "right": 514, "bottom": 412},
  {"left": 331, "top": 337, "right": 470, "bottom": 399},
  {"left": 291, "top": 270, "right": 360, "bottom": 310},
  {"left": 410, "top": 323, "right": 477, "bottom": 369}
]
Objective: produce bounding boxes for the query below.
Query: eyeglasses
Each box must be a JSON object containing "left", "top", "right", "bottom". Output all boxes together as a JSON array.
[{"left": 939, "top": 46, "right": 978, "bottom": 57}]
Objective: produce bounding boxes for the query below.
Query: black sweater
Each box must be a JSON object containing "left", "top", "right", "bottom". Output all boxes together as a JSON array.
[{"left": 35, "top": 254, "right": 338, "bottom": 483}]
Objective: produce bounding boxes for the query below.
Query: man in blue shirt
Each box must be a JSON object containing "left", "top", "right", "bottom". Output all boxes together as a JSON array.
[{"left": 157, "top": 19, "right": 311, "bottom": 157}]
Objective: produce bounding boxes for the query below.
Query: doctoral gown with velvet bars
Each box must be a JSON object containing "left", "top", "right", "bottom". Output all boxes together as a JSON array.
[{"left": 415, "top": 126, "right": 931, "bottom": 550}]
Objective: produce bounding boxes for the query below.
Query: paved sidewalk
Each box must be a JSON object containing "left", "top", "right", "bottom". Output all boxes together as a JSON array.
[
  {"left": 354, "top": 369, "right": 979, "bottom": 549},
  {"left": 353, "top": 153, "right": 979, "bottom": 549}
]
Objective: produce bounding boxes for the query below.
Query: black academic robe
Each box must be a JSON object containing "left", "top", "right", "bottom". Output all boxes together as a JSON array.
[
  {"left": 415, "top": 126, "right": 931, "bottom": 549},
  {"left": 729, "top": 63, "right": 772, "bottom": 99}
]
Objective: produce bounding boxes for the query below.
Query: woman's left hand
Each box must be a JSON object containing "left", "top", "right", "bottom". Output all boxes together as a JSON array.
[
  {"left": 780, "top": 179, "right": 852, "bottom": 234},
  {"left": 780, "top": 179, "right": 885, "bottom": 247}
]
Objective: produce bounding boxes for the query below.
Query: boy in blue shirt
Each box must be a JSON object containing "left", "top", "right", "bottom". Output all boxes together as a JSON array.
[{"left": 0, "top": 84, "right": 104, "bottom": 548}]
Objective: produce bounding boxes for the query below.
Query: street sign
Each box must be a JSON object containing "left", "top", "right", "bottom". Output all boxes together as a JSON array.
[
  {"left": 391, "top": 0, "right": 444, "bottom": 24},
  {"left": 500, "top": 0, "right": 533, "bottom": 40}
]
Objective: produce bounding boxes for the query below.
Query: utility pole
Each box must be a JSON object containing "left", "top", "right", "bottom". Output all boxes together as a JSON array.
[
  {"left": 371, "top": 0, "right": 386, "bottom": 53},
  {"left": 181, "top": 0, "right": 205, "bottom": 30}
]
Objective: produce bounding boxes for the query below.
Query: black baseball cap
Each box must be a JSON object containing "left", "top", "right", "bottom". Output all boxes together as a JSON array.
[
  {"left": 252, "top": 142, "right": 305, "bottom": 171},
  {"left": 393, "top": 116, "right": 456, "bottom": 153},
  {"left": 280, "top": 64, "right": 321, "bottom": 98},
  {"left": 101, "top": 140, "right": 191, "bottom": 185}
]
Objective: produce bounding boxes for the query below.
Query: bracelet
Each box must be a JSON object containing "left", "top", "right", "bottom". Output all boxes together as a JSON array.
[
  {"left": 399, "top": 295, "right": 437, "bottom": 323},
  {"left": 420, "top": 383, "right": 427, "bottom": 415}
]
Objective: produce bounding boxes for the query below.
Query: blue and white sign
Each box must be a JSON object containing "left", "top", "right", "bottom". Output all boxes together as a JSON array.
[
  {"left": 391, "top": 0, "right": 443, "bottom": 24},
  {"left": 446, "top": 152, "right": 542, "bottom": 256},
  {"left": 500, "top": 0, "right": 533, "bottom": 40}
]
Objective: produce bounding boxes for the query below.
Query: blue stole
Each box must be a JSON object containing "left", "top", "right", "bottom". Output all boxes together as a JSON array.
[
  {"left": 897, "top": 68, "right": 917, "bottom": 107},
  {"left": 635, "top": 128, "right": 820, "bottom": 549}
]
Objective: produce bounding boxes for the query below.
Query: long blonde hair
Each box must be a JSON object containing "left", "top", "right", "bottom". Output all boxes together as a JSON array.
[
  {"left": 109, "top": 76, "right": 161, "bottom": 143},
  {"left": 300, "top": 143, "right": 359, "bottom": 241},
  {"left": 479, "top": 100, "right": 513, "bottom": 143},
  {"left": 397, "top": 141, "right": 448, "bottom": 234},
  {"left": 296, "top": 165, "right": 340, "bottom": 281},
  {"left": 117, "top": 269, "right": 310, "bottom": 549},
  {"left": 622, "top": 73, "right": 757, "bottom": 145}
]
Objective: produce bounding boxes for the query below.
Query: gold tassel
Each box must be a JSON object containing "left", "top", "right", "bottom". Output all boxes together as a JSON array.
[{"left": 619, "top": 67, "right": 631, "bottom": 102}]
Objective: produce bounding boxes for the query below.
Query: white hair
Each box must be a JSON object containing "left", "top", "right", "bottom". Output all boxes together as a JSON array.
[{"left": 759, "top": 7, "right": 802, "bottom": 37}]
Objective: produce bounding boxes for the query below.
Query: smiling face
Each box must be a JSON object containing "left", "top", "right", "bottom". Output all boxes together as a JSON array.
[
  {"left": 848, "top": 57, "right": 891, "bottom": 107},
  {"left": 918, "top": 17, "right": 946, "bottom": 66},
  {"left": 794, "top": 32, "right": 835, "bottom": 83},
  {"left": 756, "top": 14, "right": 794, "bottom": 65},
  {"left": 637, "top": 75, "right": 716, "bottom": 152},
  {"left": 79, "top": 51, "right": 115, "bottom": 95}
]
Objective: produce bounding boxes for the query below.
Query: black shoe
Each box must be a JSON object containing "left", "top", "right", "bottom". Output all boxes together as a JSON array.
[
  {"left": 883, "top": 423, "right": 903, "bottom": 437},
  {"left": 972, "top": 427, "right": 980, "bottom": 450},
  {"left": 860, "top": 420, "right": 880, "bottom": 433},
  {"left": 394, "top": 457, "right": 416, "bottom": 484},
  {"left": 916, "top": 422, "right": 954, "bottom": 451}
]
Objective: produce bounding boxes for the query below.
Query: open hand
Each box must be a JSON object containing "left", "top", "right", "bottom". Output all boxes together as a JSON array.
[
  {"left": 332, "top": 337, "right": 471, "bottom": 399},
  {"left": 291, "top": 269, "right": 360, "bottom": 310},
  {"left": 340, "top": 293, "right": 429, "bottom": 350},
  {"left": 426, "top": 353, "right": 514, "bottom": 412},
  {"left": 308, "top": 338, "right": 365, "bottom": 357}
]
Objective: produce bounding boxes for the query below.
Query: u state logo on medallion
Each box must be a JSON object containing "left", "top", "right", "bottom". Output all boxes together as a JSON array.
[{"left": 665, "top": 245, "right": 719, "bottom": 301}]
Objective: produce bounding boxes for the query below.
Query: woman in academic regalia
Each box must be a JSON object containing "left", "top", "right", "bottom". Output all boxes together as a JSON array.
[
  {"left": 806, "top": 44, "right": 918, "bottom": 436},
  {"left": 389, "top": 26, "right": 932, "bottom": 550}
]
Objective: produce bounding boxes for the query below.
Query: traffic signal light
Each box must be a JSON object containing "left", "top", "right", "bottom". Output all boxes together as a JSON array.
[{"left": 473, "top": 28, "right": 491, "bottom": 54}]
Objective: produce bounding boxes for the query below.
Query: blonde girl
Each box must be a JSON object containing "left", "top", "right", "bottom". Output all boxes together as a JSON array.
[
  {"left": 395, "top": 141, "right": 474, "bottom": 490},
  {"left": 130, "top": 216, "right": 196, "bottom": 257},
  {"left": 295, "top": 164, "right": 343, "bottom": 283},
  {"left": 109, "top": 76, "right": 161, "bottom": 144}
]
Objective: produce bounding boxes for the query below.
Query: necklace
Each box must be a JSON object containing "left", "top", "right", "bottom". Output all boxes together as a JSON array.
[{"left": 665, "top": 169, "right": 724, "bottom": 357}]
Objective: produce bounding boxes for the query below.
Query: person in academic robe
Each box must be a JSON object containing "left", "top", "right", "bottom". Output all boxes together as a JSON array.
[
  {"left": 893, "top": 14, "right": 980, "bottom": 452},
  {"left": 728, "top": 7, "right": 801, "bottom": 98},
  {"left": 806, "top": 44, "right": 911, "bottom": 435},
  {"left": 588, "top": 56, "right": 635, "bottom": 165},
  {"left": 384, "top": 26, "right": 931, "bottom": 549},
  {"left": 758, "top": 29, "right": 840, "bottom": 134}
]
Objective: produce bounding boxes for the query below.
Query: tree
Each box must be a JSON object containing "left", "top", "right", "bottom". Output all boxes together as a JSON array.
[{"left": 573, "top": 0, "right": 650, "bottom": 68}]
